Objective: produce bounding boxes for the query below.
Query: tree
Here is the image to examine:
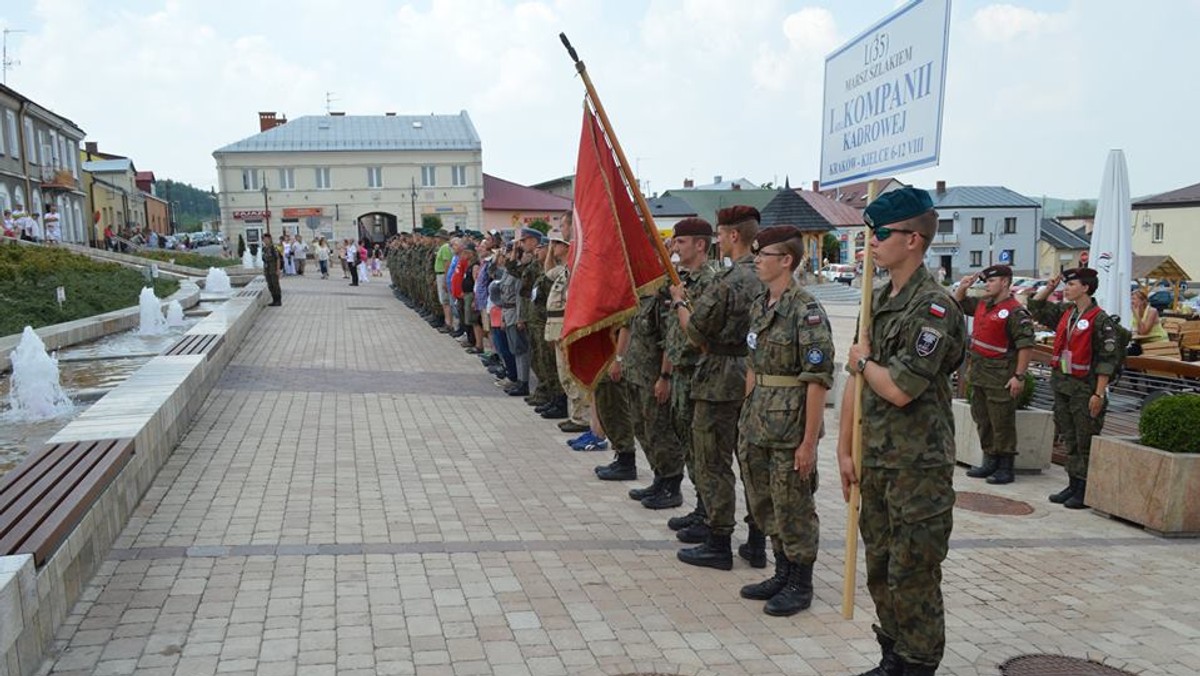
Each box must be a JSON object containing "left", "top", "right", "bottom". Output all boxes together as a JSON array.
[
  {"left": 421, "top": 214, "right": 444, "bottom": 232},
  {"left": 237, "top": 234, "right": 245, "bottom": 258},
  {"left": 527, "top": 218, "right": 550, "bottom": 235},
  {"left": 822, "top": 233, "right": 841, "bottom": 264},
  {"left": 1072, "top": 200, "right": 1097, "bottom": 218}
]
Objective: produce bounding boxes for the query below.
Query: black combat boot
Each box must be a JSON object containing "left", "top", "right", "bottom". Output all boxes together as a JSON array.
[
  {"left": 764, "top": 559, "right": 813, "bottom": 616},
  {"left": 642, "top": 475, "right": 684, "bottom": 510},
  {"left": 739, "top": 551, "right": 789, "bottom": 600},
  {"left": 986, "top": 455, "right": 1015, "bottom": 485},
  {"left": 676, "top": 521, "right": 710, "bottom": 544},
  {"left": 628, "top": 475, "right": 664, "bottom": 501},
  {"left": 540, "top": 396, "right": 568, "bottom": 420},
  {"left": 1049, "top": 476, "right": 1080, "bottom": 504},
  {"left": 596, "top": 453, "right": 637, "bottom": 481},
  {"left": 526, "top": 393, "right": 549, "bottom": 406},
  {"left": 1063, "top": 477, "right": 1088, "bottom": 509},
  {"left": 853, "top": 630, "right": 903, "bottom": 676},
  {"left": 668, "top": 497, "right": 706, "bottom": 531},
  {"left": 505, "top": 382, "right": 530, "bottom": 397},
  {"left": 595, "top": 456, "right": 619, "bottom": 475},
  {"left": 966, "top": 454, "right": 999, "bottom": 478},
  {"left": 898, "top": 659, "right": 938, "bottom": 675},
  {"left": 677, "top": 532, "right": 733, "bottom": 571},
  {"left": 738, "top": 524, "right": 768, "bottom": 569}
]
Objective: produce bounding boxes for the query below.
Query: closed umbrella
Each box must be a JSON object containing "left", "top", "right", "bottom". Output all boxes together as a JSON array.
[{"left": 1088, "top": 149, "right": 1132, "bottom": 326}]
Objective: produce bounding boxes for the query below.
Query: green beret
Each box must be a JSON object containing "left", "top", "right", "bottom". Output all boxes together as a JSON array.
[{"left": 864, "top": 187, "right": 934, "bottom": 228}]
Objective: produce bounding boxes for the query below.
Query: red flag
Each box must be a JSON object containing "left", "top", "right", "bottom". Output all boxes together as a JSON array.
[{"left": 561, "top": 105, "right": 666, "bottom": 389}]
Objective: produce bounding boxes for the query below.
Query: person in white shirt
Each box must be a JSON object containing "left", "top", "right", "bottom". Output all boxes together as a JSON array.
[
  {"left": 43, "top": 206, "right": 61, "bottom": 245},
  {"left": 295, "top": 235, "right": 308, "bottom": 275},
  {"left": 345, "top": 239, "right": 359, "bottom": 286}
]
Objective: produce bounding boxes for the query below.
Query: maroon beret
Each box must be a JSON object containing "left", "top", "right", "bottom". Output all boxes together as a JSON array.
[
  {"left": 752, "top": 225, "right": 801, "bottom": 252},
  {"left": 673, "top": 217, "right": 713, "bottom": 238},
  {"left": 980, "top": 264, "right": 1012, "bottom": 280},
  {"left": 1063, "top": 266, "right": 1098, "bottom": 293},
  {"left": 716, "top": 205, "right": 760, "bottom": 226}
]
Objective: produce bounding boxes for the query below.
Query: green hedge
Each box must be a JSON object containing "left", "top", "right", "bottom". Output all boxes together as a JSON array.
[
  {"left": 1139, "top": 393, "right": 1200, "bottom": 454},
  {"left": 136, "top": 250, "right": 240, "bottom": 269},
  {"left": 0, "top": 242, "right": 179, "bottom": 336}
]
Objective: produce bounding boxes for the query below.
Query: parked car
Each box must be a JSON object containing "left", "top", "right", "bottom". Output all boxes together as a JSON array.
[
  {"left": 820, "top": 264, "right": 856, "bottom": 284},
  {"left": 1148, "top": 289, "right": 1174, "bottom": 311}
]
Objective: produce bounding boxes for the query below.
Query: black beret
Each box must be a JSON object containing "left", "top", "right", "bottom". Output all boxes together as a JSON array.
[
  {"left": 752, "top": 225, "right": 801, "bottom": 252},
  {"left": 980, "top": 265, "right": 1013, "bottom": 280},
  {"left": 716, "top": 205, "right": 760, "bottom": 226},
  {"left": 673, "top": 217, "right": 714, "bottom": 238},
  {"left": 863, "top": 187, "right": 934, "bottom": 228},
  {"left": 1063, "top": 267, "right": 1098, "bottom": 293}
]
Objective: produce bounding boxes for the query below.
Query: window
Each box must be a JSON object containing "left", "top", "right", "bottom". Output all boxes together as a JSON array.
[
  {"left": 451, "top": 165, "right": 467, "bottom": 187},
  {"left": 969, "top": 251, "right": 983, "bottom": 267},
  {"left": 1003, "top": 217, "right": 1017, "bottom": 234},
  {"left": 242, "top": 169, "right": 260, "bottom": 191},
  {"left": 936, "top": 219, "right": 953, "bottom": 234},
  {"left": 367, "top": 166, "right": 383, "bottom": 188},
  {"left": 421, "top": 165, "right": 436, "bottom": 187},
  {"left": 5, "top": 111, "right": 18, "bottom": 160},
  {"left": 971, "top": 217, "right": 984, "bottom": 234},
  {"left": 278, "top": 168, "right": 295, "bottom": 190},
  {"left": 1152, "top": 222, "right": 1164, "bottom": 243},
  {"left": 315, "top": 167, "right": 331, "bottom": 189},
  {"left": 24, "top": 119, "right": 37, "bottom": 164}
]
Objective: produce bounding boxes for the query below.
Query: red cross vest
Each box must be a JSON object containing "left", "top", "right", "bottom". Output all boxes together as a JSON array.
[
  {"left": 1051, "top": 305, "right": 1102, "bottom": 379},
  {"left": 971, "top": 297, "right": 1022, "bottom": 358}
]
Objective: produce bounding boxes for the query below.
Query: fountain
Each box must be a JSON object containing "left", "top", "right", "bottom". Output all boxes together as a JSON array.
[
  {"left": 6, "top": 327, "right": 74, "bottom": 421},
  {"left": 166, "top": 301, "right": 186, "bottom": 327},
  {"left": 205, "top": 267, "right": 233, "bottom": 294},
  {"left": 253, "top": 246, "right": 263, "bottom": 269},
  {"left": 242, "top": 248, "right": 255, "bottom": 268},
  {"left": 137, "top": 287, "right": 168, "bottom": 335}
]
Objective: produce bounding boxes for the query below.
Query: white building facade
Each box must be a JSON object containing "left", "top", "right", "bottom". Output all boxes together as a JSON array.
[
  {"left": 213, "top": 112, "right": 483, "bottom": 249},
  {"left": 926, "top": 184, "right": 1042, "bottom": 280}
]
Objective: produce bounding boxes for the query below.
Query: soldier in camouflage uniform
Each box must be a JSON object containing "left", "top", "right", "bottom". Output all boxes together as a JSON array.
[
  {"left": 1027, "top": 267, "right": 1121, "bottom": 510},
  {"left": 668, "top": 205, "right": 764, "bottom": 571},
  {"left": 593, "top": 327, "right": 639, "bottom": 481},
  {"left": 838, "top": 188, "right": 966, "bottom": 676},
  {"left": 623, "top": 287, "right": 686, "bottom": 510},
  {"left": 663, "top": 219, "right": 718, "bottom": 532},
  {"left": 524, "top": 237, "right": 553, "bottom": 406},
  {"left": 736, "top": 225, "right": 833, "bottom": 617},
  {"left": 953, "top": 264, "right": 1035, "bottom": 485},
  {"left": 530, "top": 239, "right": 568, "bottom": 416},
  {"left": 261, "top": 232, "right": 282, "bottom": 306},
  {"left": 544, "top": 229, "right": 591, "bottom": 433}
]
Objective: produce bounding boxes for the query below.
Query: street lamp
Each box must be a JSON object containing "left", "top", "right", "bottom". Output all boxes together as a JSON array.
[
  {"left": 410, "top": 177, "right": 418, "bottom": 232},
  {"left": 261, "top": 172, "right": 271, "bottom": 235}
]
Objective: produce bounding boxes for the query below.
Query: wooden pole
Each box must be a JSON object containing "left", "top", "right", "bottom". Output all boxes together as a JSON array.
[
  {"left": 560, "top": 33, "right": 680, "bottom": 287},
  {"left": 842, "top": 179, "right": 877, "bottom": 620}
]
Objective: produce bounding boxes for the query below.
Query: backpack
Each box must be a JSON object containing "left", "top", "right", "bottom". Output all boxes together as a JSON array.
[{"left": 1107, "top": 314, "right": 1133, "bottom": 383}]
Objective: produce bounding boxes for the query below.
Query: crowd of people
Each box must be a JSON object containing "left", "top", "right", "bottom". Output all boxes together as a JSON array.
[{"left": 2, "top": 203, "right": 62, "bottom": 244}]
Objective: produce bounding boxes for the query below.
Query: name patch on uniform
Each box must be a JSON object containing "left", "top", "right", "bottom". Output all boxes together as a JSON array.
[
  {"left": 806, "top": 313, "right": 823, "bottom": 326},
  {"left": 915, "top": 327, "right": 942, "bottom": 357},
  {"left": 929, "top": 303, "right": 947, "bottom": 318},
  {"left": 807, "top": 348, "right": 824, "bottom": 364},
  {"left": 998, "top": 309, "right": 1010, "bottom": 319},
  {"left": 747, "top": 332, "right": 758, "bottom": 350}
]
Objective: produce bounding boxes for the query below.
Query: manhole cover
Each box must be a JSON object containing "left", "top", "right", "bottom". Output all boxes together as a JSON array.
[
  {"left": 955, "top": 491, "right": 1034, "bottom": 516},
  {"left": 1000, "top": 654, "right": 1136, "bottom": 675}
]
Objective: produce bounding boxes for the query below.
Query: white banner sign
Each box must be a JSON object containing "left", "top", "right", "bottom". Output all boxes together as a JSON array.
[{"left": 819, "top": 0, "right": 951, "bottom": 189}]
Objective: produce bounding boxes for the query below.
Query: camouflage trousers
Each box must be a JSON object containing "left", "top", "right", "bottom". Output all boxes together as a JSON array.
[
  {"left": 594, "top": 374, "right": 635, "bottom": 455},
  {"left": 738, "top": 440, "right": 819, "bottom": 565},
  {"left": 969, "top": 384, "right": 1018, "bottom": 457},
  {"left": 1052, "top": 375, "right": 1107, "bottom": 480},
  {"left": 860, "top": 464, "right": 954, "bottom": 669},
  {"left": 692, "top": 399, "right": 744, "bottom": 536},
  {"left": 528, "top": 318, "right": 562, "bottom": 399},
  {"left": 554, "top": 344, "right": 591, "bottom": 425},
  {"left": 670, "top": 371, "right": 698, "bottom": 487},
  {"left": 628, "top": 382, "right": 684, "bottom": 478}
]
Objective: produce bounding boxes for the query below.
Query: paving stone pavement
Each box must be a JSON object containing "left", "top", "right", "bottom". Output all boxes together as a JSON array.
[{"left": 38, "top": 273, "right": 1200, "bottom": 676}]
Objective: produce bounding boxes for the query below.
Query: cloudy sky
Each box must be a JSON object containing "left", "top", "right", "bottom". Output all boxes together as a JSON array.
[{"left": 2, "top": 0, "right": 1195, "bottom": 200}]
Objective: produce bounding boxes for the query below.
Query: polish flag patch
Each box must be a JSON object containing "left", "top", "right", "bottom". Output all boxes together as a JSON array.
[{"left": 929, "top": 303, "right": 947, "bottom": 318}]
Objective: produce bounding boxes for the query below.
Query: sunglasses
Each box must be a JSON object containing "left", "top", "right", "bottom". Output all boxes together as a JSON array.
[
  {"left": 872, "top": 226, "right": 926, "bottom": 242},
  {"left": 753, "top": 250, "right": 789, "bottom": 258}
]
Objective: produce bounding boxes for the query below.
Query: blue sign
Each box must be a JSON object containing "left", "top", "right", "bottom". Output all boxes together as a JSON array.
[{"left": 998, "top": 249, "right": 1012, "bottom": 264}]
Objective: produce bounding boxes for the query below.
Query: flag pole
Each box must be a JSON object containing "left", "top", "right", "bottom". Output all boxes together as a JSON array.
[
  {"left": 560, "top": 33, "right": 680, "bottom": 287},
  {"left": 842, "top": 178, "right": 877, "bottom": 620}
]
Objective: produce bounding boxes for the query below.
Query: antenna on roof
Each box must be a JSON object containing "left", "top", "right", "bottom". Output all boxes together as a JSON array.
[
  {"left": 3, "top": 27, "right": 27, "bottom": 85},
  {"left": 325, "top": 91, "right": 338, "bottom": 114}
]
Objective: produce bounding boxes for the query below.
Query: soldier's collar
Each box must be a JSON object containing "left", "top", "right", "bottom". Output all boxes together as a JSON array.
[{"left": 878, "top": 264, "right": 932, "bottom": 311}]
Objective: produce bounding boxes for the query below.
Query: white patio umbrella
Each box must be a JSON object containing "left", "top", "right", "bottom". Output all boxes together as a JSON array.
[{"left": 1088, "top": 149, "right": 1132, "bottom": 326}]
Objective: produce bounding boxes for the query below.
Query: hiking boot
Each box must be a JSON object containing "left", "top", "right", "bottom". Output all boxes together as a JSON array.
[
  {"left": 642, "top": 475, "right": 684, "bottom": 510},
  {"left": 764, "top": 560, "right": 813, "bottom": 616},
  {"left": 740, "top": 552, "right": 789, "bottom": 600},
  {"left": 628, "top": 475, "right": 664, "bottom": 501},
  {"left": 677, "top": 532, "right": 733, "bottom": 571},
  {"left": 986, "top": 455, "right": 1015, "bottom": 485},
  {"left": 966, "top": 453, "right": 999, "bottom": 479},
  {"left": 738, "top": 524, "right": 768, "bottom": 569},
  {"left": 676, "top": 522, "right": 710, "bottom": 544},
  {"left": 1063, "top": 478, "right": 1089, "bottom": 509},
  {"left": 668, "top": 498, "right": 706, "bottom": 531},
  {"left": 596, "top": 454, "right": 636, "bottom": 481},
  {"left": 1049, "top": 476, "right": 1080, "bottom": 504}
]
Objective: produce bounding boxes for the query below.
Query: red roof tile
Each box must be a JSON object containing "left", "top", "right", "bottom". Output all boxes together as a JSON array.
[{"left": 483, "top": 174, "right": 573, "bottom": 212}]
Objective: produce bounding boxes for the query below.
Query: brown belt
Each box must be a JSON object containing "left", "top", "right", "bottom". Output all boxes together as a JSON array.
[
  {"left": 706, "top": 344, "right": 748, "bottom": 357},
  {"left": 755, "top": 374, "right": 803, "bottom": 388},
  {"left": 547, "top": 310, "right": 564, "bottom": 318}
]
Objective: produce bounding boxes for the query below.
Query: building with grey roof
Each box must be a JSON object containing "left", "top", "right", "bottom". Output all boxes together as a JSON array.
[
  {"left": 924, "top": 181, "right": 1042, "bottom": 279},
  {"left": 213, "top": 111, "right": 483, "bottom": 247},
  {"left": 1038, "top": 218, "right": 1090, "bottom": 276}
]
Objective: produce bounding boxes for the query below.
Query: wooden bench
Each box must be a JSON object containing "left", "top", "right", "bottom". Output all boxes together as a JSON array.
[
  {"left": 1178, "top": 320, "right": 1200, "bottom": 361},
  {"left": 0, "top": 438, "right": 135, "bottom": 566},
  {"left": 164, "top": 333, "right": 225, "bottom": 359},
  {"left": 1139, "top": 340, "right": 1182, "bottom": 359}
]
